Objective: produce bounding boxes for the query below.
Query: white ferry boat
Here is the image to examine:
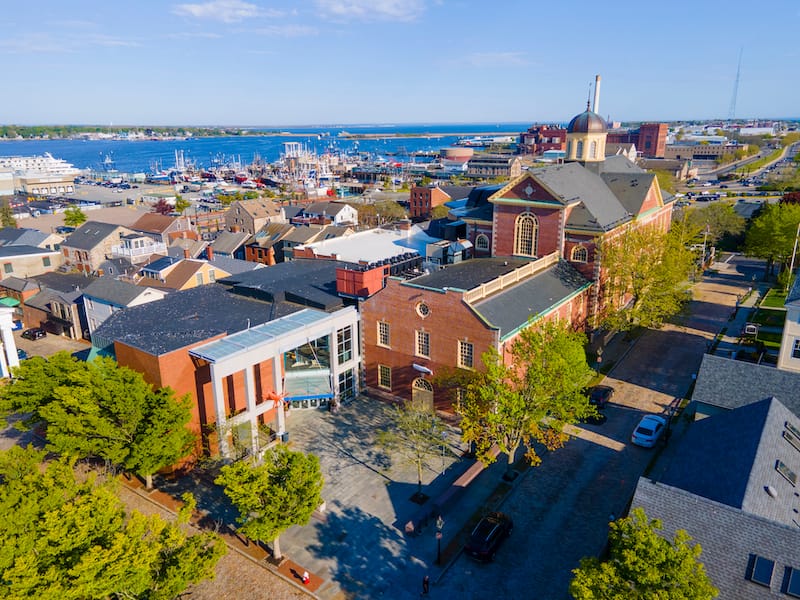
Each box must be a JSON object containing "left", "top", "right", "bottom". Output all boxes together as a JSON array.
[{"left": 0, "top": 152, "right": 82, "bottom": 177}]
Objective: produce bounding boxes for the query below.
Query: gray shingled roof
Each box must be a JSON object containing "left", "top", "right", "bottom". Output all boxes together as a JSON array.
[
  {"left": 210, "top": 231, "right": 250, "bottom": 255},
  {"left": 0, "top": 227, "right": 48, "bottom": 247},
  {"left": 82, "top": 278, "right": 152, "bottom": 307},
  {"left": 692, "top": 354, "right": 800, "bottom": 415},
  {"left": 33, "top": 272, "right": 95, "bottom": 293},
  {"left": 632, "top": 478, "right": 800, "bottom": 600},
  {"left": 406, "top": 257, "right": 531, "bottom": 292},
  {"left": 600, "top": 172, "right": 656, "bottom": 216},
  {"left": 62, "top": 221, "right": 121, "bottom": 250},
  {"left": 0, "top": 244, "right": 57, "bottom": 258},
  {"left": 208, "top": 256, "right": 264, "bottom": 275},
  {"left": 659, "top": 398, "right": 800, "bottom": 525},
  {"left": 0, "top": 276, "right": 38, "bottom": 293},
  {"left": 304, "top": 202, "right": 348, "bottom": 216},
  {"left": 92, "top": 284, "right": 301, "bottom": 356},
  {"left": 471, "top": 261, "right": 590, "bottom": 340}
]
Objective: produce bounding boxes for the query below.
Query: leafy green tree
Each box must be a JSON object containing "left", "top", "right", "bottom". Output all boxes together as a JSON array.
[
  {"left": 216, "top": 446, "right": 324, "bottom": 560},
  {"left": 453, "top": 320, "right": 594, "bottom": 469},
  {"left": 570, "top": 507, "right": 718, "bottom": 599},
  {"left": 598, "top": 225, "right": 695, "bottom": 331},
  {"left": 679, "top": 202, "right": 745, "bottom": 246},
  {"left": 0, "top": 445, "right": 226, "bottom": 600},
  {"left": 0, "top": 198, "right": 16, "bottom": 228},
  {"left": 0, "top": 353, "right": 195, "bottom": 489},
  {"left": 174, "top": 194, "right": 191, "bottom": 214},
  {"left": 431, "top": 204, "right": 450, "bottom": 219},
  {"left": 744, "top": 202, "right": 800, "bottom": 277},
  {"left": 63, "top": 206, "right": 87, "bottom": 227},
  {"left": 378, "top": 399, "right": 450, "bottom": 497}
]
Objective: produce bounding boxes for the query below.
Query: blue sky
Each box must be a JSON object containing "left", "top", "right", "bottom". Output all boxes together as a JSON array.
[{"left": 2, "top": 0, "right": 798, "bottom": 126}]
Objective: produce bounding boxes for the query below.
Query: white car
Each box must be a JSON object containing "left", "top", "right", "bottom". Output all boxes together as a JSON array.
[{"left": 631, "top": 415, "right": 668, "bottom": 448}]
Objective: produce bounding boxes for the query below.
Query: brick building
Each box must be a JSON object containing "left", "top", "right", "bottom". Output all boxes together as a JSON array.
[
  {"left": 408, "top": 185, "right": 473, "bottom": 220},
  {"left": 519, "top": 125, "right": 567, "bottom": 155},
  {"left": 606, "top": 122, "right": 668, "bottom": 158}
]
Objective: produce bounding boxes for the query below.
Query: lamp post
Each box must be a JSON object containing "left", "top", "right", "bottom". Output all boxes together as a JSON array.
[{"left": 435, "top": 515, "right": 444, "bottom": 565}]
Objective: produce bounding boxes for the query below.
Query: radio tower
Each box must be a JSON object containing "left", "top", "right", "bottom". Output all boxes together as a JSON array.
[{"left": 728, "top": 49, "right": 742, "bottom": 122}]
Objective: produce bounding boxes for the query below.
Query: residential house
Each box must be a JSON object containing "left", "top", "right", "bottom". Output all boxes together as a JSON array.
[
  {"left": 466, "top": 154, "right": 522, "bottom": 180},
  {"left": 0, "top": 276, "right": 40, "bottom": 329},
  {"left": 129, "top": 213, "right": 195, "bottom": 245},
  {"left": 24, "top": 272, "right": 95, "bottom": 338},
  {"left": 61, "top": 221, "right": 135, "bottom": 274},
  {"left": 82, "top": 278, "right": 167, "bottom": 336},
  {"left": 110, "top": 233, "right": 167, "bottom": 264},
  {"left": 290, "top": 202, "right": 358, "bottom": 227},
  {"left": 208, "top": 230, "right": 251, "bottom": 260},
  {"left": 137, "top": 257, "right": 230, "bottom": 291},
  {"left": 244, "top": 223, "right": 295, "bottom": 265},
  {"left": 224, "top": 198, "right": 284, "bottom": 235},
  {"left": 778, "top": 276, "right": 800, "bottom": 373},
  {"left": 283, "top": 225, "right": 353, "bottom": 261},
  {"left": 0, "top": 245, "right": 62, "bottom": 280},
  {"left": 0, "top": 226, "right": 63, "bottom": 252}
]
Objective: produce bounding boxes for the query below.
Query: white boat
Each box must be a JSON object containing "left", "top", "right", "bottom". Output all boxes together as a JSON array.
[{"left": 0, "top": 152, "right": 82, "bottom": 177}]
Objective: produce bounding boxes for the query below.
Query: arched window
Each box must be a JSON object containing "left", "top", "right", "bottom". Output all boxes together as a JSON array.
[
  {"left": 571, "top": 245, "right": 588, "bottom": 263},
  {"left": 475, "top": 234, "right": 489, "bottom": 251},
  {"left": 590, "top": 141, "right": 597, "bottom": 159},
  {"left": 514, "top": 212, "right": 538, "bottom": 257},
  {"left": 413, "top": 378, "right": 433, "bottom": 392},
  {"left": 576, "top": 140, "right": 584, "bottom": 159},
  {"left": 566, "top": 141, "right": 572, "bottom": 158}
]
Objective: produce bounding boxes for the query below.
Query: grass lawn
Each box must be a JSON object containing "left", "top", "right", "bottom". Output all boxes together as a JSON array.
[
  {"left": 757, "top": 330, "right": 783, "bottom": 349},
  {"left": 761, "top": 289, "right": 788, "bottom": 309},
  {"left": 751, "top": 308, "right": 787, "bottom": 327}
]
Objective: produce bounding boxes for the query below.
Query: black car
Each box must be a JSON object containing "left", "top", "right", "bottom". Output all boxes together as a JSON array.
[
  {"left": 21, "top": 327, "right": 46, "bottom": 340},
  {"left": 464, "top": 512, "right": 513, "bottom": 562},
  {"left": 588, "top": 385, "right": 614, "bottom": 409}
]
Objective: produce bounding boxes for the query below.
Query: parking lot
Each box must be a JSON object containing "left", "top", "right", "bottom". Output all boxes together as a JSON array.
[{"left": 15, "top": 328, "right": 89, "bottom": 360}]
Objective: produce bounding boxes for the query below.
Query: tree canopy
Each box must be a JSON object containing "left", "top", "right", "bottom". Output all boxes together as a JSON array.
[
  {"left": 744, "top": 202, "right": 800, "bottom": 276},
  {"left": 0, "top": 445, "right": 225, "bottom": 600},
  {"left": 63, "top": 206, "right": 88, "bottom": 227},
  {"left": 215, "top": 446, "right": 324, "bottom": 560},
  {"left": 598, "top": 225, "right": 695, "bottom": 331},
  {"left": 0, "top": 199, "right": 16, "bottom": 228},
  {"left": 570, "top": 507, "right": 718, "bottom": 599},
  {"left": 452, "top": 320, "right": 595, "bottom": 468},
  {"left": 151, "top": 198, "right": 173, "bottom": 215},
  {"left": 677, "top": 202, "right": 745, "bottom": 246},
  {"left": 0, "top": 352, "right": 195, "bottom": 489}
]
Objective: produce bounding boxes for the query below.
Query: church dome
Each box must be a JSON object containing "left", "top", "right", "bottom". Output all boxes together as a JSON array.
[{"left": 567, "top": 105, "right": 607, "bottom": 134}]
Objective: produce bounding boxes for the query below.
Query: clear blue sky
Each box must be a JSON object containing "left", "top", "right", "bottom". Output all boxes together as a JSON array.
[{"left": 3, "top": 0, "right": 798, "bottom": 126}]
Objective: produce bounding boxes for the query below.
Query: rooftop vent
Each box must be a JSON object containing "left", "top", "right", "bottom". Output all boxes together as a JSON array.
[{"left": 766, "top": 485, "right": 778, "bottom": 498}]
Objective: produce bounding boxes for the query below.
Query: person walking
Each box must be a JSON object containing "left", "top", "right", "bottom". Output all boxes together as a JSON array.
[{"left": 421, "top": 574, "right": 430, "bottom": 595}]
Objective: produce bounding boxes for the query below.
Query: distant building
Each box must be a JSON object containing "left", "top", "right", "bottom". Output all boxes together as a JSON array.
[
  {"left": 408, "top": 185, "right": 472, "bottom": 220},
  {"left": 519, "top": 125, "right": 567, "bottom": 155},
  {"left": 224, "top": 198, "right": 284, "bottom": 235},
  {"left": 466, "top": 154, "right": 522, "bottom": 180},
  {"left": 62, "top": 221, "right": 135, "bottom": 274},
  {"left": 607, "top": 122, "right": 668, "bottom": 158}
]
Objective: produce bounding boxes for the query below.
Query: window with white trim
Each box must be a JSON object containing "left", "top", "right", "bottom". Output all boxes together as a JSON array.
[
  {"left": 793, "top": 339, "right": 800, "bottom": 359},
  {"left": 378, "top": 321, "right": 390, "bottom": 347},
  {"left": 337, "top": 326, "right": 353, "bottom": 364},
  {"left": 458, "top": 340, "right": 474, "bottom": 369},
  {"left": 571, "top": 245, "right": 588, "bottom": 263},
  {"left": 378, "top": 364, "right": 391, "bottom": 389},
  {"left": 416, "top": 330, "right": 430, "bottom": 358},
  {"left": 475, "top": 234, "right": 489, "bottom": 251},
  {"left": 514, "top": 213, "right": 538, "bottom": 257}
]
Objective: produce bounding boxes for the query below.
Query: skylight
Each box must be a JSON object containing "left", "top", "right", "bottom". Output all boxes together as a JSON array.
[
  {"left": 787, "top": 568, "right": 800, "bottom": 598},
  {"left": 783, "top": 429, "right": 800, "bottom": 454},
  {"left": 776, "top": 460, "right": 798, "bottom": 486},
  {"left": 748, "top": 555, "right": 775, "bottom": 587}
]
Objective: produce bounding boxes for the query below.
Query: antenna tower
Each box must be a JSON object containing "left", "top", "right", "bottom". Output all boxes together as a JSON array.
[{"left": 728, "top": 49, "right": 742, "bottom": 122}]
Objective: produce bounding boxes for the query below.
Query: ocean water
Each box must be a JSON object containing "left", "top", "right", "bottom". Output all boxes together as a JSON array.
[{"left": 0, "top": 122, "right": 537, "bottom": 174}]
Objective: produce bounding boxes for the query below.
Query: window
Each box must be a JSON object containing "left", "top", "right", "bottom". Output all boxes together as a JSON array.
[
  {"left": 413, "top": 378, "right": 433, "bottom": 393},
  {"left": 777, "top": 460, "right": 797, "bottom": 486},
  {"left": 378, "top": 364, "right": 391, "bottom": 389},
  {"left": 337, "top": 326, "right": 353, "bottom": 364},
  {"left": 458, "top": 340, "right": 474, "bottom": 369},
  {"left": 590, "top": 141, "right": 597, "bottom": 159},
  {"left": 514, "top": 212, "right": 538, "bottom": 257},
  {"left": 338, "top": 369, "right": 355, "bottom": 401},
  {"left": 42, "top": 257, "right": 51, "bottom": 267},
  {"left": 196, "top": 273, "right": 204, "bottom": 286},
  {"left": 416, "top": 302, "right": 430, "bottom": 318},
  {"left": 793, "top": 339, "right": 800, "bottom": 359},
  {"left": 475, "top": 234, "right": 489, "bottom": 251},
  {"left": 786, "top": 567, "right": 800, "bottom": 598},
  {"left": 3, "top": 263, "right": 11, "bottom": 274},
  {"left": 747, "top": 554, "right": 775, "bottom": 587},
  {"left": 209, "top": 269, "right": 216, "bottom": 283},
  {"left": 378, "top": 321, "right": 390, "bottom": 347},
  {"left": 576, "top": 140, "right": 584, "bottom": 159},
  {"left": 571, "top": 245, "right": 588, "bottom": 263},
  {"left": 416, "top": 330, "right": 430, "bottom": 358},
  {"left": 784, "top": 429, "right": 800, "bottom": 454}
]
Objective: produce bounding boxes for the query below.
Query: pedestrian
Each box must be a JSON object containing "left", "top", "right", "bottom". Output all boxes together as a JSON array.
[
  {"left": 422, "top": 574, "right": 430, "bottom": 595},
  {"left": 302, "top": 571, "right": 310, "bottom": 585}
]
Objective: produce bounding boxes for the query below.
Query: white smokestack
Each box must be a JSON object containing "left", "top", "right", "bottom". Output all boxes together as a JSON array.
[{"left": 592, "top": 75, "right": 601, "bottom": 114}]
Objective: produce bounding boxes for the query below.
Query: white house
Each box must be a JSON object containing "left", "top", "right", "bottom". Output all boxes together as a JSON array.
[
  {"left": 83, "top": 278, "right": 167, "bottom": 336},
  {"left": 778, "top": 276, "right": 800, "bottom": 372}
]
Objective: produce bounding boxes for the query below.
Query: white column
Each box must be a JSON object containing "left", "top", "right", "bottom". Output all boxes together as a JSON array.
[
  {"left": 209, "top": 365, "right": 230, "bottom": 458},
  {"left": 273, "top": 357, "right": 285, "bottom": 435},
  {"left": 242, "top": 365, "right": 259, "bottom": 454},
  {"left": 0, "top": 307, "right": 18, "bottom": 372}
]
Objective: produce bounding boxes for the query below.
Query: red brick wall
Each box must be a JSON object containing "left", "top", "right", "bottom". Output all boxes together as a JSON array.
[{"left": 493, "top": 204, "right": 562, "bottom": 257}]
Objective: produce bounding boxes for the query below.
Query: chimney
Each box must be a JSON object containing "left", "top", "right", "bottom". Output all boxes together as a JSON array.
[
  {"left": 592, "top": 74, "right": 601, "bottom": 114},
  {"left": 206, "top": 245, "right": 214, "bottom": 260},
  {"left": 183, "top": 248, "right": 190, "bottom": 259}
]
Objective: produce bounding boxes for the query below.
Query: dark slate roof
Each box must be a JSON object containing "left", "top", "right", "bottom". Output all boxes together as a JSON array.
[
  {"left": 405, "top": 257, "right": 531, "bottom": 292},
  {"left": 83, "top": 278, "right": 151, "bottom": 306},
  {"left": 590, "top": 154, "right": 645, "bottom": 174},
  {"left": 530, "top": 162, "right": 631, "bottom": 231},
  {"left": 33, "top": 272, "right": 96, "bottom": 293},
  {"left": 0, "top": 227, "right": 48, "bottom": 247},
  {"left": 92, "top": 284, "right": 303, "bottom": 356},
  {"left": 600, "top": 172, "right": 656, "bottom": 215},
  {"left": 282, "top": 205, "right": 304, "bottom": 220},
  {"left": 305, "top": 201, "right": 348, "bottom": 216},
  {"left": 471, "top": 261, "right": 590, "bottom": 339},
  {"left": 0, "top": 244, "right": 57, "bottom": 258},
  {"left": 208, "top": 256, "right": 263, "bottom": 275},
  {"left": 465, "top": 184, "right": 504, "bottom": 209},
  {"left": 141, "top": 255, "right": 180, "bottom": 274},
  {"left": 219, "top": 259, "right": 346, "bottom": 312},
  {"left": 98, "top": 257, "right": 137, "bottom": 279},
  {"left": 692, "top": 354, "right": 800, "bottom": 415},
  {"left": 659, "top": 398, "right": 800, "bottom": 525},
  {"left": 27, "top": 287, "right": 83, "bottom": 311},
  {"left": 62, "top": 221, "right": 121, "bottom": 250},
  {"left": 209, "top": 230, "right": 250, "bottom": 255},
  {"left": 0, "top": 276, "right": 38, "bottom": 292},
  {"left": 788, "top": 273, "right": 800, "bottom": 304},
  {"left": 632, "top": 478, "right": 800, "bottom": 600},
  {"left": 438, "top": 185, "right": 474, "bottom": 201}
]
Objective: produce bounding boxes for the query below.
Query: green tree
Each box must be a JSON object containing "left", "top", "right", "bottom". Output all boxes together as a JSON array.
[
  {"left": 680, "top": 202, "right": 745, "bottom": 246},
  {"left": 0, "top": 353, "right": 195, "bottom": 489},
  {"left": 0, "top": 445, "right": 226, "bottom": 600},
  {"left": 431, "top": 204, "right": 450, "bottom": 219},
  {"left": 599, "top": 225, "right": 695, "bottom": 331},
  {"left": 0, "top": 198, "right": 16, "bottom": 228},
  {"left": 63, "top": 206, "right": 87, "bottom": 227},
  {"left": 377, "top": 399, "right": 450, "bottom": 497},
  {"left": 453, "top": 320, "right": 594, "bottom": 470},
  {"left": 216, "top": 446, "right": 324, "bottom": 560},
  {"left": 570, "top": 507, "right": 718, "bottom": 599},
  {"left": 174, "top": 194, "right": 191, "bottom": 214},
  {"left": 744, "top": 202, "right": 800, "bottom": 277}
]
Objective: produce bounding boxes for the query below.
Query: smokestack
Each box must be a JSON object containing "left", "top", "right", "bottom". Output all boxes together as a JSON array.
[{"left": 592, "top": 75, "right": 601, "bottom": 114}]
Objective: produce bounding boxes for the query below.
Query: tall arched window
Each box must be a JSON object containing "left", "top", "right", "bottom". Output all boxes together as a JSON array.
[
  {"left": 576, "top": 140, "right": 584, "bottom": 159},
  {"left": 566, "top": 141, "right": 572, "bottom": 158},
  {"left": 475, "top": 234, "right": 489, "bottom": 252},
  {"left": 571, "top": 245, "right": 588, "bottom": 263},
  {"left": 514, "top": 212, "right": 538, "bottom": 257},
  {"left": 413, "top": 378, "right": 433, "bottom": 392},
  {"left": 590, "top": 141, "right": 597, "bottom": 159}
]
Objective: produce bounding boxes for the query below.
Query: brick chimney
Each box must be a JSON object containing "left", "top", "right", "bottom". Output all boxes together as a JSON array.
[
  {"left": 206, "top": 245, "right": 214, "bottom": 260},
  {"left": 183, "top": 248, "right": 190, "bottom": 259}
]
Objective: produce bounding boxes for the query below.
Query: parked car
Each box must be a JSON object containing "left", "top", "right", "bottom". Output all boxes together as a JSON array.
[
  {"left": 587, "top": 385, "right": 614, "bottom": 409},
  {"left": 21, "top": 327, "right": 46, "bottom": 341},
  {"left": 464, "top": 512, "right": 513, "bottom": 562},
  {"left": 631, "top": 414, "right": 668, "bottom": 448}
]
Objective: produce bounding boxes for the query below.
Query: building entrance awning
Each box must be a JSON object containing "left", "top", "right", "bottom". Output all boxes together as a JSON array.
[{"left": 284, "top": 368, "right": 333, "bottom": 401}]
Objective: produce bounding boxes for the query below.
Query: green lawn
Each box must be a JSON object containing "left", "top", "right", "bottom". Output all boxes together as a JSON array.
[
  {"left": 761, "top": 289, "right": 788, "bottom": 309},
  {"left": 751, "top": 308, "right": 787, "bottom": 327},
  {"left": 757, "top": 330, "right": 784, "bottom": 349}
]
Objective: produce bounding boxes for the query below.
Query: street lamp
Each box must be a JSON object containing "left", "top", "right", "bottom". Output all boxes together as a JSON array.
[{"left": 435, "top": 515, "right": 444, "bottom": 565}]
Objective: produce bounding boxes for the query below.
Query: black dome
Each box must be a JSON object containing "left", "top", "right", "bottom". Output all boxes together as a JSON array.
[{"left": 567, "top": 105, "right": 607, "bottom": 134}]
